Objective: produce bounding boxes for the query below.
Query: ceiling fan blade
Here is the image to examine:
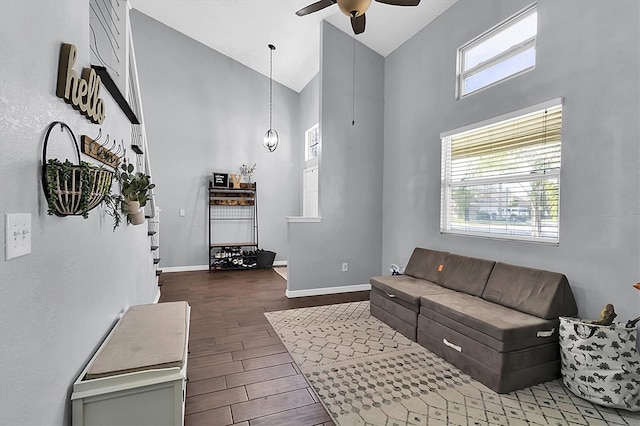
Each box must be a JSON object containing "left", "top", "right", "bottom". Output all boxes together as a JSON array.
[
  {"left": 374, "top": 0, "right": 421, "bottom": 6},
  {"left": 351, "top": 13, "right": 366, "bottom": 35},
  {"left": 296, "top": 0, "right": 335, "bottom": 16}
]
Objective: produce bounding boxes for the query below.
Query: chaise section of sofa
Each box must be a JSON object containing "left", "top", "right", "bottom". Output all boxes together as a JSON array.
[{"left": 369, "top": 248, "right": 450, "bottom": 341}]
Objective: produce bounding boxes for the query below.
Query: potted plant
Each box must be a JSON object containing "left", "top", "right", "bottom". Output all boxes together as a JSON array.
[
  {"left": 42, "top": 121, "right": 113, "bottom": 219},
  {"left": 119, "top": 163, "right": 155, "bottom": 225},
  {"left": 239, "top": 163, "right": 256, "bottom": 186},
  {"left": 101, "top": 163, "right": 155, "bottom": 229}
]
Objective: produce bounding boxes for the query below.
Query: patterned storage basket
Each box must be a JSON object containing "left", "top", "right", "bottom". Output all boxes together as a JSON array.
[
  {"left": 559, "top": 316, "right": 640, "bottom": 411},
  {"left": 41, "top": 121, "right": 113, "bottom": 218}
]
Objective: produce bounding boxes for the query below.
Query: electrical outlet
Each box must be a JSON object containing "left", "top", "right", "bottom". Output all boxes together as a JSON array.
[
  {"left": 342, "top": 262, "right": 348, "bottom": 272},
  {"left": 179, "top": 209, "right": 185, "bottom": 217}
]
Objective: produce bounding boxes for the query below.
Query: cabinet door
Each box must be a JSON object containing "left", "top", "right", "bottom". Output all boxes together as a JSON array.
[{"left": 76, "top": 381, "right": 183, "bottom": 425}]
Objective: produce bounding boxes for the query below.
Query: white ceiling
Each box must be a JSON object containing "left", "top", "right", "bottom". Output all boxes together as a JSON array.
[{"left": 129, "top": 0, "right": 457, "bottom": 93}]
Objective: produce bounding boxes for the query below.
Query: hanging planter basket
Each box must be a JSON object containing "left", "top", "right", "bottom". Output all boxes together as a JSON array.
[{"left": 41, "top": 121, "right": 113, "bottom": 218}]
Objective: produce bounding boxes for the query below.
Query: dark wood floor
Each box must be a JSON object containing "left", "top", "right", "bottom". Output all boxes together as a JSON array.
[{"left": 159, "top": 268, "right": 370, "bottom": 426}]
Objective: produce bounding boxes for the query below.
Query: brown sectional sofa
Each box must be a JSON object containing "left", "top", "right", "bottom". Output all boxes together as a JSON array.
[{"left": 370, "top": 248, "right": 578, "bottom": 393}]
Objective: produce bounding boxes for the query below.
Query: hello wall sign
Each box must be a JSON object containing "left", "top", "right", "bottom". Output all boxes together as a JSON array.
[{"left": 56, "top": 43, "right": 106, "bottom": 124}]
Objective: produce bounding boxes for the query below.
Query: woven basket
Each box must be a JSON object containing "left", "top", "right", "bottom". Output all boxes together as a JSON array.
[{"left": 42, "top": 122, "right": 114, "bottom": 217}]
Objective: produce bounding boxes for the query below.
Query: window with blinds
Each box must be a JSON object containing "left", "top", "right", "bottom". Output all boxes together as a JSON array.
[{"left": 440, "top": 99, "right": 563, "bottom": 243}]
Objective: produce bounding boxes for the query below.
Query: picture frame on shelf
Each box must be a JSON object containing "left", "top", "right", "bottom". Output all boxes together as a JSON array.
[{"left": 211, "top": 172, "right": 229, "bottom": 188}]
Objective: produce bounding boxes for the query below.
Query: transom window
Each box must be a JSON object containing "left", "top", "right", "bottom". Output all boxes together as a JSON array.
[
  {"left": 458, "top": 4, "right": 537, "bottom": 98},
  {"left": 440, "top": 99, "right": 563, "bottom": 243}
]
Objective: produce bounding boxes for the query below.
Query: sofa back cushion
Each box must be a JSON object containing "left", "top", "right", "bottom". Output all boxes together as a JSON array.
[
  {"left": 403, "top": 248, "right": 449, "bottom": 283},
  {"left": 481, "top": 262, "right": 578, "bottom": 319},
  {"left": 438, "top": 254, "right": 495, "bottom": 296}
]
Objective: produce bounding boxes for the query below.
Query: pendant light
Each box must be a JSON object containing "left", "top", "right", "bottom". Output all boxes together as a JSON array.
[{"left": 263, "top": 44, "right": 279, "bottom": 152}]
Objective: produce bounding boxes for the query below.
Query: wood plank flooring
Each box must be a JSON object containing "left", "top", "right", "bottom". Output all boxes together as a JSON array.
[{"left": 159, "top": 268, "right": 370, "bottom": 426}]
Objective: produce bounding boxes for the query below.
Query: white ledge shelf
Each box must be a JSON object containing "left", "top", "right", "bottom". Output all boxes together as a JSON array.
[{"left": 287, "top": 216, "right": 321, "bottom": 223}]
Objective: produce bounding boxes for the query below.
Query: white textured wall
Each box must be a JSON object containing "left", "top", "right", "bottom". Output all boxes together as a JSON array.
[
  {"left": 382, "top": 0, "right": 640, "bottom": 319},
  {"left": 0, "top": 2, "right": 158, "bottom": 424}
]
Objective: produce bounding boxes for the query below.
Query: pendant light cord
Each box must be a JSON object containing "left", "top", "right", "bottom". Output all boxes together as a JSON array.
[{"left": 268, "top": 44, "right": 274, "bottom": 130}]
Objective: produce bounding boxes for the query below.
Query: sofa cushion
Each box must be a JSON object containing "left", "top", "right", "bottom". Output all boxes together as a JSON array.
[
  {"left": 420, "top": 292, "right": 558, "bottom": 352},
  {"left": 438, "top": 254, "right": 495, "bottom": 296},
  {"left": 371, "top": 287, "right": 420, "bottom": 319},
  {"left": 403, "top": 248, "right": 449, "bottom": 283},
  {"left": 86, "top": 301, "right": 189, "bottom": 379},
  {"left": 369, "top": 275, "right": 454, "bottom": 306},
  {"left": 370, "top": 300, "right": 417, "bottom": 341},
  {"left": 481, "top": 262, "right": 578, "bottom": 319},
  {"left": 417, "top": 320, "right": 561, "bottom": 393}
]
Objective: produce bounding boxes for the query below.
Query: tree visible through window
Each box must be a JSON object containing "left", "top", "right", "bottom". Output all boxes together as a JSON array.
[{"left": 441, "top": 100, "right": 563, "bottom": 243}]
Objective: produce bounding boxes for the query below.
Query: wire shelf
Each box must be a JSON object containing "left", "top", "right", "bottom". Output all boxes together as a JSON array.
[{"left": 209, "top": 204, "right": 255, "bottom": 220}]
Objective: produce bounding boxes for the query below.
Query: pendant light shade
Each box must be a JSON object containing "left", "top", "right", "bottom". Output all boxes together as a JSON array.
[
  {"left": 263, "top": 44, "right": 279, "bottom": 152},
  {"left": 263, "top": 129, "right": 279, "bottom": 152}
]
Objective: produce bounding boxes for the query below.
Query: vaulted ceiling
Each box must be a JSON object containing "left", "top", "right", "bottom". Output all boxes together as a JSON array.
[{"left": 129, "top": 0, "right": 457, "bottom": 92}]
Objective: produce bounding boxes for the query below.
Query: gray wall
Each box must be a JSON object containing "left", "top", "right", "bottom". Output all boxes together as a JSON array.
[
  {"left": 288, "top": 22, "right": 385, "bottom": 292},
  {"left": 300, "top": 74, "right": 320, "bottom": 143},
  {"left": 130, "top": 10, "right": 300, "bottom": 268},
  {"left": 298, "top": 73, "right": 320, "bottom": 211},
  {"left": 0, "top": 2, "right": 158, "bottom": 425},
  {"left": 383, "top": 0, "right": 640, "bottom": 319}
]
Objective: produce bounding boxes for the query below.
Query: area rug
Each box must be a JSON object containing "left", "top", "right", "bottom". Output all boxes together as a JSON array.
[
  {"left": 273, "top": 266, "right": 287, "bottom": 280},
  {"left": 265, "top": 301, "right": 640, "bottom": 426}
]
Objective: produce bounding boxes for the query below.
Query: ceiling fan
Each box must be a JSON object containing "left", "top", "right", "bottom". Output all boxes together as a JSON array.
[{"left": 296, "top": 0, "right": 421, "bottom": 35}]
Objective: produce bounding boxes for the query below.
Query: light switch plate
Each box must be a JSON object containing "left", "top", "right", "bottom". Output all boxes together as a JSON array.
[{"left": 5, "top": 213, "right": 31, "bottom": 260}]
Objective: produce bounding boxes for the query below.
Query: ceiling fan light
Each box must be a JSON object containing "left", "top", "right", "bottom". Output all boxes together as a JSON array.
[
  {"left": 338, "top": 0, "right": 371, "bottom": 17},
  {"left": 263, "top": 129, "right": 279, "bottom": 152}
]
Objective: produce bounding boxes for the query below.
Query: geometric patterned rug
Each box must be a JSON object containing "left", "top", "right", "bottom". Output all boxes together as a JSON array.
[{"left": 265, "top": 301, "right": 640, "bottom": 426}]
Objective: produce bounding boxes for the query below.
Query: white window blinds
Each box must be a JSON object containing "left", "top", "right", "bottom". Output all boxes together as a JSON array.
[{"left": 440, "top": 100, "right": 563, "bottom": 243}]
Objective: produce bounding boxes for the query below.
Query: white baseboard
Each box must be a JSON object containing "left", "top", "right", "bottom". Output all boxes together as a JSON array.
[
  {"left": 162, "top": 265, "right": 209, "bottom": 273},
  {"left": 153, "top": 287, "right": 161, "bottom": 304},
  {"left": 285, "top": 283, "right": 371, "bottom": 298},
  {"left": 161, "top": 263, "right": 287, "bottom": 272}
]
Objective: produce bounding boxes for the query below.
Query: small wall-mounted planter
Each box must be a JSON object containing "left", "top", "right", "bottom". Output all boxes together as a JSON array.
[
  {"left": 42, "top": 122, "right": 113, "bottom": 219},
  {"left": 129, "top": 210, "right": 145, "bottom": 225},
  {"left": 123, "top": 200, "right": 140, "bottom": 215}
]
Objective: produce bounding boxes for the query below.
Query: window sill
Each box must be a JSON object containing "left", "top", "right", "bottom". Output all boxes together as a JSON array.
[{"left": 287, "top": 217, "right": 321, "bottom": 223}]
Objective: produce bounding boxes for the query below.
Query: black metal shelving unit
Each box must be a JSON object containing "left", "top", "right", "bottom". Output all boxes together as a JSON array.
[{"left": 208, "top": 183, "right": 258, "bottom": 271}]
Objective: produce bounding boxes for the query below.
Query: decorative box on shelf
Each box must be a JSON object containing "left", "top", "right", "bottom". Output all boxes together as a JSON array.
[{"left": 208, "top": 179, "right": 255, "bottom": 190}]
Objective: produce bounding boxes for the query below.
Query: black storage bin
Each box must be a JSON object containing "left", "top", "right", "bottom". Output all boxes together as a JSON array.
[{"left": 256, "top": 250, "right": 276, "bottom": 269}]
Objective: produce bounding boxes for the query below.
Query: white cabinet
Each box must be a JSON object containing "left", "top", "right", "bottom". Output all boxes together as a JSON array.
[{"left": 71, "top": 302, "right": 190, "bottom": 426}]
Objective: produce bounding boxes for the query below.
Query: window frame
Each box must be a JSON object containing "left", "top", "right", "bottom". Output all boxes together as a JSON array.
[
  {"left": 440, "top": 98, "right": 563, "bottom": 244},
  {"left": 305, "top": 123, "right": 320, "bottom": 162},
  {"left": 457, "top": 3, "right": 538, "bottom": 99}
]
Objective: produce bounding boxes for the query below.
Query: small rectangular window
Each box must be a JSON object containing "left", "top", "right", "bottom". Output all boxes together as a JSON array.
[
  {"left": 440, "top": 99, "right": 563, "bottom": 244},
  {"left": 458, "top": 4, "right": 537, "bottom": 98},
  {"left": 305, "top": 123, "right": 320, "bottom": 161}
]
